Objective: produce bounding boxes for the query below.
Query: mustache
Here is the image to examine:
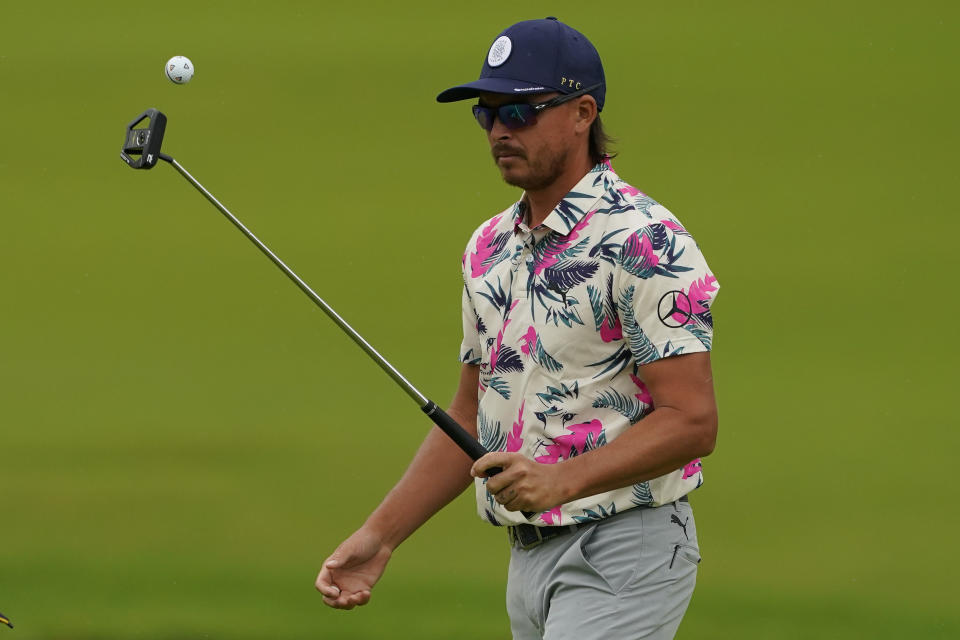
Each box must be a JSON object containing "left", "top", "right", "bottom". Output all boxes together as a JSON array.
[{"left": 491, "top": 143, "right": 525, "bottom": 159}]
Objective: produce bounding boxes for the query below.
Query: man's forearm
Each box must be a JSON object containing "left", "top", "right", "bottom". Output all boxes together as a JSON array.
[
  {"left": 559, "top": 404, "right": 716, "bottom": 503},
  {"left": 365, "top": 420, "right": 476, "bottom": 550},
  {"left": 558, "top": 352, "right": 718, "bottom": 504}
]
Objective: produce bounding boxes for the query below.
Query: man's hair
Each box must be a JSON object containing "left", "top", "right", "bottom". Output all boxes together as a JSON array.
[{"left": 589, "top": 116, "right": 616, "bottom": 166}]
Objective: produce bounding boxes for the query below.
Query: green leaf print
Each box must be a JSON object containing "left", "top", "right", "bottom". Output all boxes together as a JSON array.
[{"left": 618, "top": 286, "right": 658, "bottom": 364}]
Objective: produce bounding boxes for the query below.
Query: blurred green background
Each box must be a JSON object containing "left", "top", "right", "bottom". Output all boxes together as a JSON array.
[{"left": 1, "top": 1, "right": 957, "bottom": 638}]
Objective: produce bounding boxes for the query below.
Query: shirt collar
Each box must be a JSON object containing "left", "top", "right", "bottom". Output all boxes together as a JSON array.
[{"left": 511, "top": 159, "right": 618, "bottom": 236}]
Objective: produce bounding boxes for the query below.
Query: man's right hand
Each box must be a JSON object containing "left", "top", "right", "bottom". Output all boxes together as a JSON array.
[{"left": 315, "top": 528, "right": 393, "bottom": 610}]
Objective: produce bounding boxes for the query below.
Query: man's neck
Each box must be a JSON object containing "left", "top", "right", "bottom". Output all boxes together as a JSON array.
[{"left": 524, "top": 156, "right": 595, "bottom": 228}]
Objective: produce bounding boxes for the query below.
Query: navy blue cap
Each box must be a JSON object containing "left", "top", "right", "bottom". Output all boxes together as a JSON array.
[{"left": 437, "top": 17, "right": 606, "bottom": 111}]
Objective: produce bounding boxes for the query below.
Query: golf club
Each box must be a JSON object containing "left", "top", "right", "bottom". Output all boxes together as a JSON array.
[{"left": 120, "top": 108, "right": 498, "bottom": 470}]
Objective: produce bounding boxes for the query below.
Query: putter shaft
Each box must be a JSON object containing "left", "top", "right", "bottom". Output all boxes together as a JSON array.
[{"left": 162, "top": 153, "right": 430, "bottom": 408}]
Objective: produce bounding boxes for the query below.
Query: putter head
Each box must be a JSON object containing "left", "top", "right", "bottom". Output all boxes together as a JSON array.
[{"left": 120, "top": 108, "right": 167, "bottom": 169}]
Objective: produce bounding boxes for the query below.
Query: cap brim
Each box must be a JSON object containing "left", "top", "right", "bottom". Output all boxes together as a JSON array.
[{"left": 436, "top": 77, "right": 553, "bottom": 103}]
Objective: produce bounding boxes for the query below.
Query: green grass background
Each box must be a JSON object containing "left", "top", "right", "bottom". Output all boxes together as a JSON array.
[{"left": 1, "top": 1, "right": 957, "bottom": 638}]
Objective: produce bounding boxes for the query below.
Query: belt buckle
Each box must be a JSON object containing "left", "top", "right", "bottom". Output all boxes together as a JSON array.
[
  {"left": 520, "top": 526, "right": 545, "bottom": 550},
  {"left": 509, "top": 524, "right": 548, "bottom": 550}
]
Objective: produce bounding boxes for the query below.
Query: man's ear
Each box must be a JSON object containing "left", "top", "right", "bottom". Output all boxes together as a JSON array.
[{"left": 574, "top": 96, "right": 598, "bottom": 134}]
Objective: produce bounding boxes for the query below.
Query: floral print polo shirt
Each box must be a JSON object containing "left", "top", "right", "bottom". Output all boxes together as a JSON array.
[{"left": 459, "top": 160, "right": 719, "bottom": 527}]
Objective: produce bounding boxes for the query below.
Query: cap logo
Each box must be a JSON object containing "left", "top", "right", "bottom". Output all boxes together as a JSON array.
[{"left": 487, "top": 36, "right": 512, "bottom": 67}]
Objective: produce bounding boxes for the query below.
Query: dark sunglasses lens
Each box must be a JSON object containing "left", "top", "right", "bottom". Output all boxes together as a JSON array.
[
  {"left": 500, "top": 103, "right": 537, "bottom": 129},
  {"left": 472, "top": 105, "right": 495, "bottom": 130}
]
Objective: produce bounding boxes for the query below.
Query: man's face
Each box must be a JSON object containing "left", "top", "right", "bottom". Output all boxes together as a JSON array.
[{"left": 477, "top": 92, "right": 579, "bottom": 191}]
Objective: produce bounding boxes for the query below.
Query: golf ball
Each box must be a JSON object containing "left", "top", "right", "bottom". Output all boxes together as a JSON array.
[{"left": 165, "top": 56, "right": 194, "bottom": 84}]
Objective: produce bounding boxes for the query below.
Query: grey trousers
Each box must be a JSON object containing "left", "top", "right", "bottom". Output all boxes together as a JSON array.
[{"left": 506, "top": 500, "right": 700, "bottom": 640}]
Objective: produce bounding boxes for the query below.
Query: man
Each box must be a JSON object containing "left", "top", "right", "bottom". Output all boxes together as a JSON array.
[{"left": 317, "top": 17, "right": 719, "bottom": 639}]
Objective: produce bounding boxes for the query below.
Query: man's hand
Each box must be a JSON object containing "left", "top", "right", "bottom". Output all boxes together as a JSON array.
[
  {"left": 471, "top": 453, "right": 567, "bottom": 513},
  {"left": 316, "top": 528, "right": 393, "bottom": 610}
]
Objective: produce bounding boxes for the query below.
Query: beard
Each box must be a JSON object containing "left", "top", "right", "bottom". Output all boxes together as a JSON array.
[{"left": 493, "top": 143, "right": 569, "bottom": 191}]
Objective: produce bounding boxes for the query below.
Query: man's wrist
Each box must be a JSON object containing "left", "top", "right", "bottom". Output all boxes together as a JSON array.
[
  {"left": 553, "top": 457, "right": 585, "bottom": 506},
  {"left": 362, "top": 514, "right": 405, "bottom": 552}
]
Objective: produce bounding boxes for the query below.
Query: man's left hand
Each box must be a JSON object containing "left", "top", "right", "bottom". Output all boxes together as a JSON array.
[{"left": 471, "top": 453, "right": 568, "bottom": 513}]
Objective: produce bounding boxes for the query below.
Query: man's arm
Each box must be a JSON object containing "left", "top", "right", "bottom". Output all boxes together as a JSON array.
[
  {"left": 473, "top": 352, "right": 716, "bottom": 512},
  {"left": 316, "top": 363, "right": 480, "bottom": 609}
]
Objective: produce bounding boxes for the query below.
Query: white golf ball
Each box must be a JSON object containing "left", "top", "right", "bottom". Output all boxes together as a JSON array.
[{"left": 165, "top": 56, "right": 195, "bottom": 84}]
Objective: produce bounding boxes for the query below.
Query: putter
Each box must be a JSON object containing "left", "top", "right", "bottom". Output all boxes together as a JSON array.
[{"left": 120, "top": 109, "right": 503, "bottom": 473}]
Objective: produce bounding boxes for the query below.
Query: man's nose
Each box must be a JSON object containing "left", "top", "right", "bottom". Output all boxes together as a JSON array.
[{"left": 488, "top": 114, "right": 513, "bottom": 140}]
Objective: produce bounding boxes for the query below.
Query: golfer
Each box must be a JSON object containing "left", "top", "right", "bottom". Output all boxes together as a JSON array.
[{"left": 317, "top": 17, "right": 719, "bottom": 639}]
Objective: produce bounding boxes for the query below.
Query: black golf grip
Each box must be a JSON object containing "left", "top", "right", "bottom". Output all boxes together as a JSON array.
[{"left": 421, "top": 401, "right": 502, "bottom": 476}]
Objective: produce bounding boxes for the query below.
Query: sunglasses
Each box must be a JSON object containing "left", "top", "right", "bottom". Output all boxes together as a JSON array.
[{"left": 472, "top": 83, "right": 603, "bottom": 131}]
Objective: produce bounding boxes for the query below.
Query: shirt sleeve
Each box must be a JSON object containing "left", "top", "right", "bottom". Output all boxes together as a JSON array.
[
  {"left": 459, "top": 250, "right": 482, "bottom": 365},
  {"left": 614, "top": 222, "right": 719, "bottom": 364}
]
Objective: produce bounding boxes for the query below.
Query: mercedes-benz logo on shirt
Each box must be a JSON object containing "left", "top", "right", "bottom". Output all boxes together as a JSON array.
[{"left": 658, "top": 290, "right": 693, "bottom": 328}]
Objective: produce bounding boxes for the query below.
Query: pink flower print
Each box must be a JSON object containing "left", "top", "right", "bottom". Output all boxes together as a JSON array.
[
  {"left": 535, "top": 419, "right": 604, "bottom": 465},
  {"left": 660, "top": 219, "right": 687, "bottom": 234},
  {"left": 682, "top": 459, "right": 702, "bottom": 480},
  {"left": 619, "top": 184, "right": 645, "bottom": 198},
  {"left": 672, "top": 274, "right": 718, "bottom": 324},
  {"left": 533, "top": 209, "right": 597, "bottom": 275},
  {"left": 489, "top": 323, "right": 507, "bottom": 373},
  {"left": 506, "top": 401, "right": 524, "bottom": 453},
  {"left": 470, "top": 215, "right": 503, "bottom": 278},
  {"left": 599, "top": 315, "right": 622, "bottom": 343},
  {"left": 534, "top": 443, "right": 564, "bottom": 466},
  {"left": 637, "top": 234, "right": 660, "bottom": 270},
  {"left": 489, "top": 332, "right": 502, "bottom": 373},
  {"left": 539, "top": 506, "right": 562, "bottom": 525},
  {"left": 620, "top": 231, "right": 661, "bottom": 279},
  {"left": 686, "top": 274, "right": 718, "bottom": 313},
  {"left": 517, "top": 325, "right": 563, "bottom": 373},
  {"left": 519, "top": 326, "right": 537, "bottom": 358},
  {"left": 629, "top": 374, "right": 654, "bottom": 408}
]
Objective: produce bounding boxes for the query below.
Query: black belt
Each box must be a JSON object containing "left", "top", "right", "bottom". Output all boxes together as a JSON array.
[{"left": 506, "top": 496, "right": 689, "bottom": 550}]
